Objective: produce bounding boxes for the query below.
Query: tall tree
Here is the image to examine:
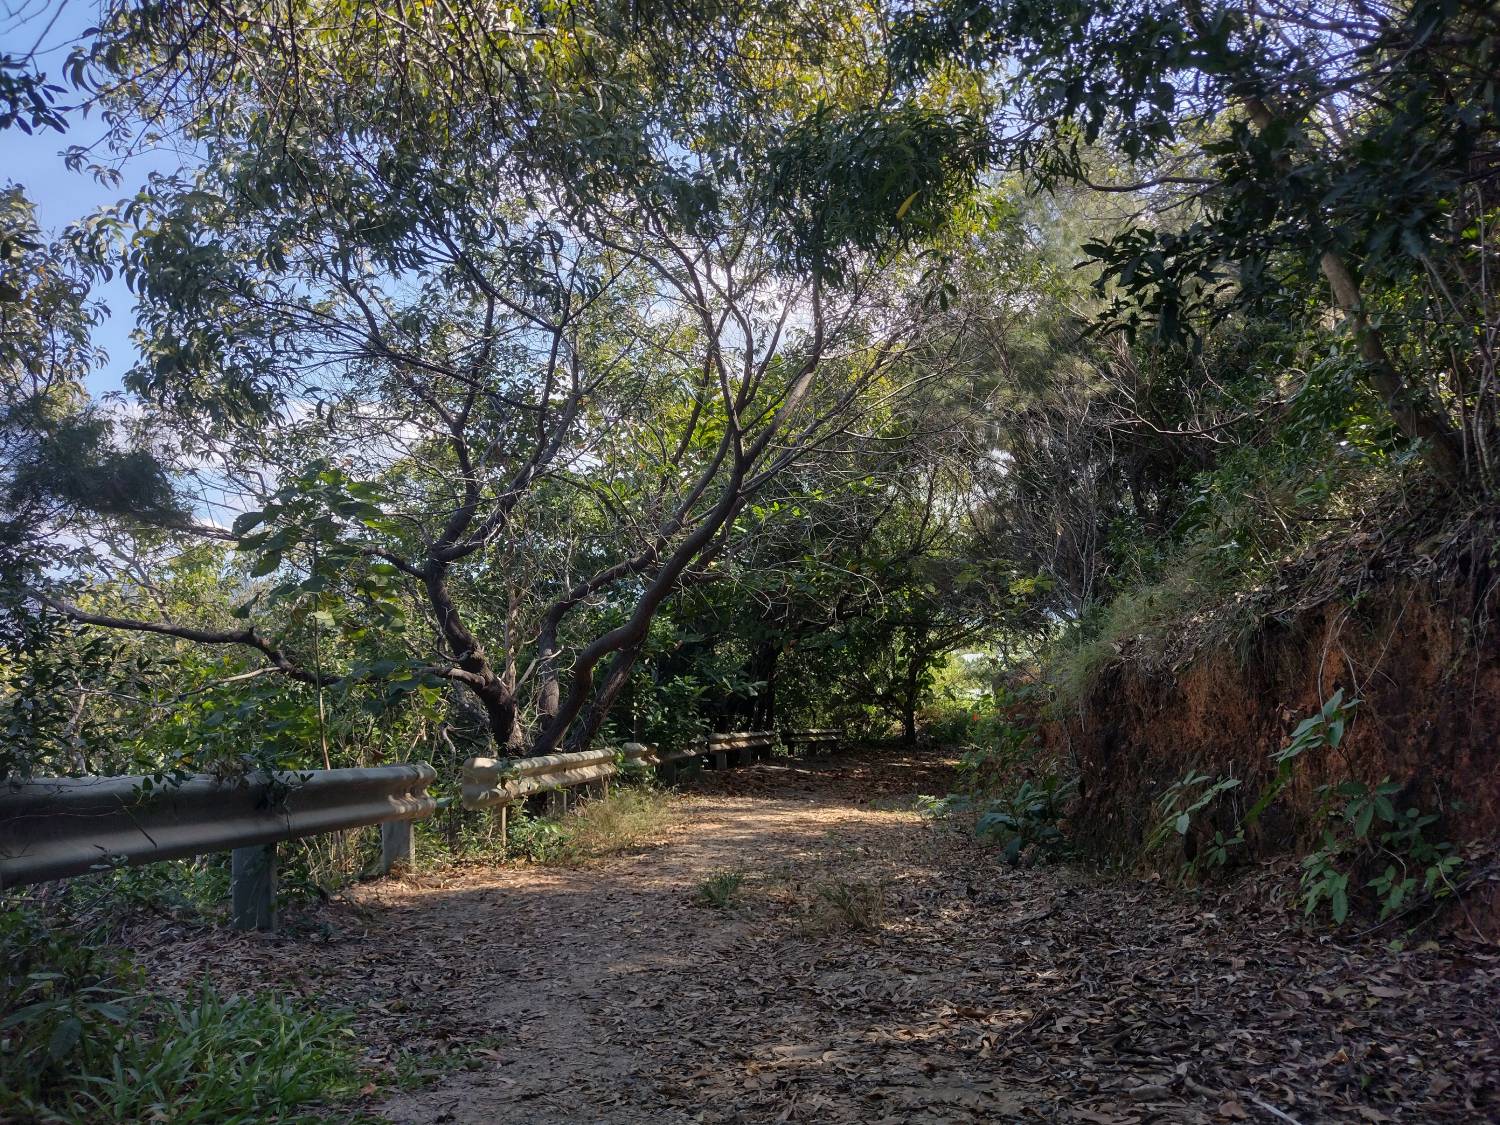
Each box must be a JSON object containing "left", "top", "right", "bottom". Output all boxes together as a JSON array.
[
  {"left": 895, "top": 0, "right": 1500, "bottom": 487},
  {"left": 20, "top": 0, "right": 986, "bottom": 755}
]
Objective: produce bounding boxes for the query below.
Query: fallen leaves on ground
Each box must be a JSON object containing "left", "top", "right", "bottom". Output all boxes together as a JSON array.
[{"left": 120, "top": 749, "right": 1499, "bottom": 1123}]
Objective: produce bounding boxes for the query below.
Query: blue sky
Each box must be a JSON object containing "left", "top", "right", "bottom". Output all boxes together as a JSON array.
[{"left": 3, "top": 0, "right": 182, "bottom": 395}]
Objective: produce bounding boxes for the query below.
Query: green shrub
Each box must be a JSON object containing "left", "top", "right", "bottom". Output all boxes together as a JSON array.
[
  {"left": 504, "top": 804, "right": 568, "bottom": 862},
  {"left": 920, "top": 703, "right": 980, "bottom": 747},
  {"left": 32, "top": 855, "right": 233, "bottom": 934},
  {"left": 0, "top": 907, "right": 137, "bottom": 1110},
  {"left": 922, "top": 681, "right": 1042, "bottom": 755},
  {"left": 0, "top": 906, "right": 358, "bottom": 1123},
  {"left": 975, "top": 773, "right": 1077, "bottom": 864},
  {"left": 955, "top": 716, "right": 1042, "bottom": 799},
  {"left": 1135, "top": 693, "right": 1464, "bottom": 924},
  {"left": 43, "top": 830, "right": 381, "bottom": 929},
  {"left": 75, "top": 988, "right": 357, "bottom": 1124},
  {"left": 1144, "top": 771, "right": 1244, "bottom": 869},
  {"left": 1300, "top": 779, "right": 1461, "bottom": 925},
  {"left": 921, "top": 692, "right": 1079, "bottom": 861},
  {"left": 500, "top": 787, "right": 673, "bottom": 866}
]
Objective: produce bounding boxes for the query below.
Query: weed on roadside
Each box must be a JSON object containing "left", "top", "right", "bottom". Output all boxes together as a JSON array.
[
  {"left": 504, "top": 806, "right": 568, "bottom": 862},
  {"left": 387, "top": 1035, "right": 507, "bottom": 1092},
  {"left": 801, "top": 879, "right": 885, "bottom": 934},
  {"left": 694, "top": 869, "right": 745, "bottom": 909},
  {"left": 502, "top": 788, "right": 673, "bottom": 866},
  {"left": 1, "top": 905, "right": 359, "bottom": 1124},
  {"left": 554, "top": 789, "right": 672, "bottom": 864}
]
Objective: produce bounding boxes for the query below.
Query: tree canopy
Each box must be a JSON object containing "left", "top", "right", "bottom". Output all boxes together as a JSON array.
[{"left": 2, "top": 0, "right": 1496, "bottom": 777}]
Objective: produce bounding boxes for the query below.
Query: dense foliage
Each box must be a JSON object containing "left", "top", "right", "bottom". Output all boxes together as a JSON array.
[
  {"left": 4, "top": 5, "right": 1496, "bottom": 1116},
  {"left": 2, "top": 0, "right": 1495, "bottom": 780},
  {"left": 0, "top": 904, "right": 356, "bottom": 1122}
]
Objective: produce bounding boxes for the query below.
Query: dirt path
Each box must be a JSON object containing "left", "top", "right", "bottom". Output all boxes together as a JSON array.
[{"left": 126, "top": 749, "right": 1498, "bottom": 1123}]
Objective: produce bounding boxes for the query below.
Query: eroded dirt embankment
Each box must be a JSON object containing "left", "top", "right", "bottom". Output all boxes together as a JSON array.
[
  {"left": 1050, "top": 520, "right": 1500, "bottom": 870},
  {"left": 119, "top": 749, "right": 1499, "bottom": 1123}
]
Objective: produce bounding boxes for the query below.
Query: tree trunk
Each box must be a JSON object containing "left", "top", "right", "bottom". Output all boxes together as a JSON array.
[
  {"left": 758, "top": 645, "right": 778, "bottom": 731},
  {"left": 531, "top": 487, "right": 750, "bottom": 757},
  {"left": 535, "top": 632, "right": 561, "bottom": 728},
  {"left": 901, "top": 648, "right": 923, "bottom": 745},
  {"left": 471, "top": 678, "right": 518, "bottom": 749},
  {"left": 1175, "top": 0, "right": 1468, "bottom": 486},
  {"left": 1319, "top": 251, "right": 1467, "bottom": 483},
  {"left": 564, "top": 639, "right": 645, "bottom": 752},
  {"left": 423, "top": 562, "right": 516, "bottom": 747},
  {"left": 745, "top": 640, "right": 778, "bottom": 729}
]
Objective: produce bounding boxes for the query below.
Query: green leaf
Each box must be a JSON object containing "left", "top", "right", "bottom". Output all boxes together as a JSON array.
[
  {"left": 231, "top": 510, "right": 266, "bottom": 536},
  {"left": 47, "top": 1016, "right": 82, "bottom": 1061},
  {"left": 248, "top": 551, "right": 282, "bottom": 578},
  {"left": 1331, "top": 884, "right": 1349, "bottom": 924}
]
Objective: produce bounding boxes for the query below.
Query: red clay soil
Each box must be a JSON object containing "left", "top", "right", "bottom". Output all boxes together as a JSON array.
[
  {"left": 1054, "top": 576, "right": 1500, "bottom": 875},
  {"left": 120, "top": 748, "right": 1499, "bottom": 1123}
]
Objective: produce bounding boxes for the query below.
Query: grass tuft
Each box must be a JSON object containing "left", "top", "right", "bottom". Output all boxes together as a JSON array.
[
  {"left": 554, "top": 788, "right": 673, "bottom": 863},
  {"left": 388, "top": 1034, "right": 506, "bottom": 1091},
  {"left": 802, "top": 878, "right": 885, "bottom": 934},
  {"left": 693, "top": 869, "right": 745, "bottom": 909}
]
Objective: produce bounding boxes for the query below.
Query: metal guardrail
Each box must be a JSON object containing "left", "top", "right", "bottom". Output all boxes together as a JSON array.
[
  {"left": 782, "top": 728, "right": 840, "bottom": 750},
  {"left": 651, "top": 730, "right": 776, "bottom": 769},
  {"left": 460, "top": 731, "right": 778, "bottom": 812},
  {"left": 462, "top": 746, "right": 641, "bottom": 810},
  {"left": 703, "top": 731, "right": 775, "bottom": 768},
  {"left": 0, "top": 764, "right": 436, "bottom": 930},
  {"left": 4, "top": 724, "right": 840, "bottom": 932}
]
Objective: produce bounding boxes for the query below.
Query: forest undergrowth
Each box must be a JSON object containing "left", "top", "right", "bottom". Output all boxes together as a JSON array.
[{"left": 13, "top": 749, "right": 1490, "bottom": 1124}]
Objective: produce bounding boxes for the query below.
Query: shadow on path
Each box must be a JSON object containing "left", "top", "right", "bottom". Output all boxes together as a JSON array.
[{"left": 125, "top": 747, "right": 1498, "bottom": 1124}]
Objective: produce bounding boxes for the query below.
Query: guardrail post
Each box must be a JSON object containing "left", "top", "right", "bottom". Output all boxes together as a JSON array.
[
  {"left": 231, "top": 844, "right": 278, "bottom": 932},
  {"left": 379, "top": 820, "right": 414, "bottom": 874},
  {"left": 712, "top": 749, "right": 729, "bottom": 770}
]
